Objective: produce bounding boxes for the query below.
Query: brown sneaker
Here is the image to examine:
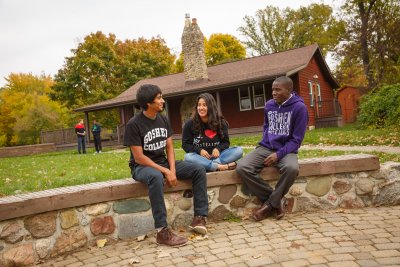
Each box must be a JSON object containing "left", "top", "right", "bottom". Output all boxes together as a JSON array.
[
  {"left": 156, "top": 227, "right": 187, "bottom": 247},
  {"left": 189, "top": 216, "right": 207, "bottom": 235},
  {"left": 275, "top": 205, "right": 285, "bottom": 220},
  {"left": 251, "top": 202, "right": 273, "bottom": 221}
]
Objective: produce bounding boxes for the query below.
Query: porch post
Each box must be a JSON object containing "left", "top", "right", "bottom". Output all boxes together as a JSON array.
[
  {"left": 120, "top": 107, "right": 126, "bottom": 125},
  {"left": 164, "top": 101, "right": 170, "bottom": 122},
  {"left": 84, "top": 112, "right": 90, "bottom": 144},
  {"left": 119, "top": 107, "right": 125, "bottom": 144},
  {"left": 216, "top": 92, "right": 221, "bottom": 114}
]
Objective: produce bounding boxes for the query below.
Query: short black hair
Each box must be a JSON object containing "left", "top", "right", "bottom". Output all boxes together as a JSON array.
[
  {"left": 273, "top": 76, "right": 293, "bottom": 91},
  {"left": 136, "top": 84, "right": 162, "bottom": 110}
]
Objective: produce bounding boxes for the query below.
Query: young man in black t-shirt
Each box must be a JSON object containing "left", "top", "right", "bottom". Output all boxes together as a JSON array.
[{"left": 124, "top": 84, "right": 208, "bottom": 247}]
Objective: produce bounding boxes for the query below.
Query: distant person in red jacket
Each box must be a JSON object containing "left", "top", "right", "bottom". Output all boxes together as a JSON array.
[{"left": 75, "top": 119, "right": 86, "bottom": 154}]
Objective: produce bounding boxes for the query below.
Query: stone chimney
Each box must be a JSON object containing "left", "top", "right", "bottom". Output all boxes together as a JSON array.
[{"left": 181, "top": 14, "right": 208, "bottom": 81}]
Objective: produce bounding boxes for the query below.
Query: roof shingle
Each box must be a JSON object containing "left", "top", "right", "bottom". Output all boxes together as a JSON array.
[{"left": 76, "top": 44, "right": 337, "bottom": 112}]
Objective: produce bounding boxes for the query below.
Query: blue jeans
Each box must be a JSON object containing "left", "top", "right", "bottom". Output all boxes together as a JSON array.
[
  {"left": 77, "top": 136, "right": 86, "bottom": 154},
  {"left": 132, "top": 161, "right": 208, "bottom": 229},
  {"left": 184, "top": 146, "right": 244, "bottom": 172}
]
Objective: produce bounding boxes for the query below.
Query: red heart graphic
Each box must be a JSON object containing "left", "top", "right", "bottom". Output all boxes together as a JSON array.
[{"left": 204, "top": 129, "right": 217, "bottom": 139}]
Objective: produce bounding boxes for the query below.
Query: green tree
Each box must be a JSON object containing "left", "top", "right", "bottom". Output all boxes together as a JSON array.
[
  {"left": 205, "top": 34, "right": 246, "bottom": 65},
  {"left": 0, "top": 73, "right": 71, "bottom": 146},
  {"left": 51, "top": 32, "right": 176, "bottom": 109},
  {"left": 337, "top": 0, "right": 400, "bottom": 89},
  {"left": 175, "top": 33, "right": 246, "bottom": 72},
  {"left": 238, "top": 4, "right": 345, "bottom": 56}
]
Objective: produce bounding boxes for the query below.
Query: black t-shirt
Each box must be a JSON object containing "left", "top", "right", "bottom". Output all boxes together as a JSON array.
[
  {"left": 124, "top": 112, "right": 172, "bottom": 167},
  {"left": 181, "top": 118, "right": 230, "bottom": 155}
]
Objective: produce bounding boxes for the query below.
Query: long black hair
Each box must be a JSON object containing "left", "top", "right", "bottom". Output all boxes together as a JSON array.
[{"left": 192, "top": 93, "right": 227, "bottom": 138}]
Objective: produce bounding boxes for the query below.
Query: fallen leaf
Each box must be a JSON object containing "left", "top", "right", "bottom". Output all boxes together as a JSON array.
[
  {"left": 290, "top": 241, "right": 302, "bottom": 249},
  {"left": 96, "top": 239, "right": 107, "bottom": 248}
]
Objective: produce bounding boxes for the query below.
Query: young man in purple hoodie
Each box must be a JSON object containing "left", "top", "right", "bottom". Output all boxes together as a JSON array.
[{"left": 236, "top": 76, "right": 308, "bottom": 221}]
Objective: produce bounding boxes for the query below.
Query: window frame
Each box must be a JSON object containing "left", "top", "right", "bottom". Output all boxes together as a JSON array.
[
  {"left": 316, "top": 83, "right": 322, "bottom": 107},
  {"left": 238, "top": 87, "right": 252, "bottom": 111},
  {"left": 252, "top": 84, "right": 266, "bottom": 109},
  {"left": 308, "top": 81, "right": 314, "bottom": 107}
]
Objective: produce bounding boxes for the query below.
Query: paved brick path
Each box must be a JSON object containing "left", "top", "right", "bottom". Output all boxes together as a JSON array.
[{"left": 39, "top": 206, "right": 400, "bottom": 267}]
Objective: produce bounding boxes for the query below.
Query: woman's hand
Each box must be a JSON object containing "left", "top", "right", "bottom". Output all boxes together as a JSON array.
[
  {"left": 200, "top": 149, "right": 211, "bottom": 159},
  {"left": 212, "top": 148, "right": 220, "bottom": 158}
]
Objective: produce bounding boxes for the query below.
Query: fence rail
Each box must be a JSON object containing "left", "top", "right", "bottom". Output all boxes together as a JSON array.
[
  {"left": 41, "top": 127, "right": 118, "bottom": 145},
  {"left": 314, "top": 99, "right": 342, "bottom": 118}
]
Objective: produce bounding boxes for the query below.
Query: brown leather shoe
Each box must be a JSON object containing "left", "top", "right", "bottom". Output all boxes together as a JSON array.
[
  {"left": 189, "top": 216, "right": 207, "bottom": 235},
  {"left": 251, "top": 203, "right": 273, "bottom": 221},
  {"left": 275, "top": 206, "right": 285, "bottom": 220},
  {"left": 156, "top": 227, "right": 187, "bottom": 247}
]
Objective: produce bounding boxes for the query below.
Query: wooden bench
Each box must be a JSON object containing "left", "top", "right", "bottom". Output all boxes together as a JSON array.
[{"left": 0, "top": 154, "right": 380, "bottom": 221}]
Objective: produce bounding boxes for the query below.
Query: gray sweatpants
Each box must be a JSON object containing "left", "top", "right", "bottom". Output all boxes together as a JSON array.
[{"left": 236, "top": 146, "right": 299, "bottom": 208}]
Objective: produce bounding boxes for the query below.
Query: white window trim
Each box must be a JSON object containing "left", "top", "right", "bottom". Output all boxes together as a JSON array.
[
  {"left": 252, "top": 84, "right": 266, "bottom": 109},
  {"left": 317, "top": 83, "right": 322, "bottom": 107},
  {"left": 238, "top": 87, "right": 252, "bottom": 111},
  {"left": 308, "top": 81, "right": 322, "bottom": 107},
  {"left": 308, "top": 81, "right": 314, "bottom": 107}
]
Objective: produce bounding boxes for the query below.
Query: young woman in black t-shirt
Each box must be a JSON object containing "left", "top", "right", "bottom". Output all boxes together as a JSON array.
[{"left": 182, "top": 93, "right": 243, "bottom": 172}]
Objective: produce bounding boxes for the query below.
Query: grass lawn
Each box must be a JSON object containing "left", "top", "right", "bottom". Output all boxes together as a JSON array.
[{"left": 1, "top": 124, "right": 399, "bottom": 197}]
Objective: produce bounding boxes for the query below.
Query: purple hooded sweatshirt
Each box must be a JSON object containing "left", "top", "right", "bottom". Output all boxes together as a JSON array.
[{"left": 259, "top": 92, "right": 308, "bottom": 160}]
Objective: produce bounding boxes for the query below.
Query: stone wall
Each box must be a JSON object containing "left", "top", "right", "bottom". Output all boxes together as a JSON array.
[
  {"left": 0, "top": 143, "right": 56, "bottom": 158},
  {"left": 0, "top": 157, "right": 399, "bottom": 266}
]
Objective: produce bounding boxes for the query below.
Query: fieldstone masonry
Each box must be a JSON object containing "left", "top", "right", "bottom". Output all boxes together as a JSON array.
[
  {"left": 0, "top": 155, "right": 400, "bottom": 266},
  {"left": 181, "top": 15, "right": 208, "bottom": 81}
]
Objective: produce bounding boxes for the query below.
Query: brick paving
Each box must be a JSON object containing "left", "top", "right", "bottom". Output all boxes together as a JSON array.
[{"left": 38, "top": 206, "right": 400, "bottom": 267}]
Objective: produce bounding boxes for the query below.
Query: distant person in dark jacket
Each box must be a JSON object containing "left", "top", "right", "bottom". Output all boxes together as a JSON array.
[
  {"left": 91, "top": 120, "right": 102, "bottom": 154},
  {"left": 75, "top": 119, "right": 86, "bottom": 154},
  {"left": 182, "top": 93, "right": 243, "bottom": 172},
  {"left": 236, "top": 76, "right": 308, "bottom": 221}
]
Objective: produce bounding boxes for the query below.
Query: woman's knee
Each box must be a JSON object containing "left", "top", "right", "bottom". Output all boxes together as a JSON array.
[{"left": 233, "top": 146, "right": 244, "bottom": 156}]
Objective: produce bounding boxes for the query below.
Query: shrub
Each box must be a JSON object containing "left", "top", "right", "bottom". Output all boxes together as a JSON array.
[{"left": 358, "top": 84, "right": 400, "bottom": 128}]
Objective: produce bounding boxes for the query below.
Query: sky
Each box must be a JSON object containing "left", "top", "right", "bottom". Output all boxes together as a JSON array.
[{"left": 0, "top": 0, "right": 342, "bottom": 87}]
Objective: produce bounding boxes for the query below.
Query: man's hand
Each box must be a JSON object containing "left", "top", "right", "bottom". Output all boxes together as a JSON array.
[
  {"left": 211, "top": 148, "right": 220, "bottom": 158},
  {"left": 264, "top": 153, "right": 278, "bottom": 167},
  {"left": 163, "top": 168, "right": 177, "bottom": 187},
  {"left": 200, "top": 149, "right": 211, "bottom": 159}
]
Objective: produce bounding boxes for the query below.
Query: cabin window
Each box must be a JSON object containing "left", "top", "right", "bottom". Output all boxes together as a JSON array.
[
  {"left": 238, "top": 87, "right": 251, "bottom": 111},
  {"left": 252, "top": 84, "right": 266, "bottom": 109}
]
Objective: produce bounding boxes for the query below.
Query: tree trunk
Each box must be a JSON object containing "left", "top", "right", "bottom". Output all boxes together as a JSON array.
[{"left": 358, "top": 0, "right": 376, "bottom": 90}]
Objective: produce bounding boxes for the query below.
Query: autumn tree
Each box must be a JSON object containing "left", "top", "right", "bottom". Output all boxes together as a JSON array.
[
  {"left": 205, "top": 34, "right": 246, "bottom": 65},
  {"left": 0, "top": 73, "right": 71, "bottom": 146},
  {"left": 175, "top": 33, "right": 246, "bottom": 72},
  {"left": 336, "top": 0, "right": 400, "bottom": 89},
  {"left": 238, "top": 4, "right": 345, "bottom": 56},
  {"left": 51, "top": 32, "right": 176, "bottom": 109}
]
